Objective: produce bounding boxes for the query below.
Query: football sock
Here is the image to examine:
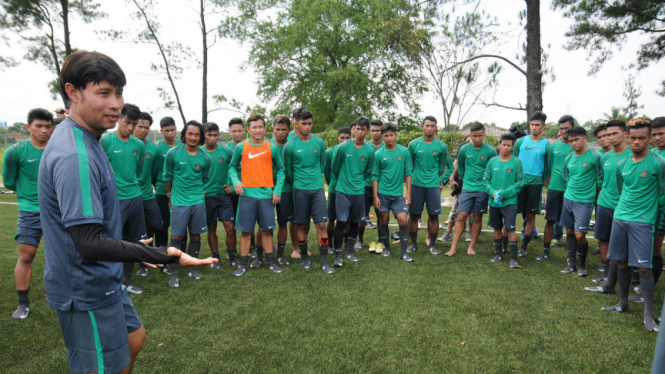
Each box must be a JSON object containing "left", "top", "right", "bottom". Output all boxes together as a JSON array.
[
  {"left": 327, "top": 230, "right": 334, "bottom": 244},
  {"left": 410, "top": 231, "right": 418, "bottom": 247},
  {"left": 603, "top": 260, "right": 618, "bottom": 291},
  {"left": 566, "top": 237, "right": 577, "bottom": 267},
  {"left": 358, "top": 226, "right": 365, "bottom": 243},
  {"left": 17, "top": 288, "right": 29, "bottom": 307},
  {"left": 265, "top": 252, "right": 275, "bottom": 266},
  {"left": 494, "top": 238, "right": 502, "bottom": 255},
  {"left": 520, "top": 235, "right": 532, "bottom": 250},
  {"left": 255, "top": 246, "right": 264, "bottom": 262},
  {"left": 509, "top": 241, "right": 518, "bottom": 261},
  {"left": 399, "top": 225, "right": 409, "bottom": 256},
  {"left": 188, "top": 239, "right": 201, "bottom": 258},
  {"left": 227, "top": 249, "right": 237, "bottom": 266},
  {"left": 617, "top": 266, "right": 630, "bottom": 310},
  {"left": 347, "top": 223, "right": 359, "bottom": 255},
  {"left": 429, "top": 232, "right": 438, "bottom": 248},
  {"left": 379, "top": 224, "right": 390, "bottom": 251},
  {"left": 155, "top": 228, "right": 168, "bottom": 247},
  {"left": 641, "top": 272, "right": 656, "bottom": 321},
  {"left": 277, "top": 243, "right": 286, "bottom": 257},
  {"left": 654, "top": 256, "right": 663, "bottom": 284},
  {"left": 502, "top": 236, "right": 508, "bottom": 252},
  {"left": 577, "top": 241, "right": 588, "bottom": 269},
  {"left": 334, "top": 221, "right": 347, "bottom": 251},
  {"left": 240, "top": 255, "right": 249, "bottom": 269},
  {"left": 299, "top": 241, "right": 309, "bottom": 260},
  {"left": 250, "top": 235, "right": 256, "bottom": 249},
  {"left": 169, "top": 238, "right": 182, "bottom": 277}
]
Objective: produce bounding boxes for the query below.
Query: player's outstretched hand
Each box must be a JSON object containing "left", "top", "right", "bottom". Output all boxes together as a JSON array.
[
  {"left": 234, "top": 182, "right": 245, "bottom": 195},
  {"left": 139, "top": 238, "right": 153, "bottom": 246},
  {"left": 180, "top": 253, "right": 218, "bottom": 267},
  {"left": 272, "top": 194, "right": 281, "bottom": 205}
]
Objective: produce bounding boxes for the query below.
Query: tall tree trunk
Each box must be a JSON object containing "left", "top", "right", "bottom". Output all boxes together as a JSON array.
[
  {"left": 525, "top": 0, "right": 543, "bottom": 120},
  {"left": 200, "top": 0, "right": 208, "bottom": 123},
  {"left": 60, "top": 0, "right": 71, "bottom": 56}
]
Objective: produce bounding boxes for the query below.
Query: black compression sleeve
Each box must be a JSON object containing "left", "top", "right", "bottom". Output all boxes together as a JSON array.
[{"left": 67, "top": 223, "right": 180, "bottom": 265}]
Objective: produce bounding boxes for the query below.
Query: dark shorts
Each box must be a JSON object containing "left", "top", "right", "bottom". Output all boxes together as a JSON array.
[
  {"left": 14, "top": 210, "right": 42, "bottom": 247},
  {"left": 235, "top": 196, "right": 276, "bottom": 232},
  {"left": 156, "top": 194, "right": 171, "bottom": 228},
  {"left": 293, "top": 188, "right": 328, "bottom": 224},
  {"left": 327, "top": 193, "right": 337, "bottom": 222},
  {"left": 409, "top": 185, "right": 442, "bottom": 216},
  {"left": 544, "top": 189, "right": 565, "bottom": 222},
  {"left": 171, "top": 203, "right": 208, "bottom": 237},
  {"left": 488, "top": 205, "right": 517, "bottom": 231},
  {"left": 378, "top": 194, "right": 408, "bottom": 218},
  {"left": 336, "top": 192, "right": 366, "bottom": 223},
  {"left": 458, "top": 190, "right": 489, "bottom": 214},
  {"left": 655, "top": 210, "right": 665, "bottom": 236},
  {"left": 276, "top": 191, "right": 294, "bottom": 222},
  {"left": 205, "top": 193, "right": 235, "bottom": 224},
  {"left": 143, "top": 197, "right": 164, "bottom": 230},
  {"left": 364, "top": 186, "right": 379, "bottom": 217},
  {"left": 56, "top": 287, "right": 142, "bottom": 374},
  {"left": 517, "top": 183, "right": 543, "bottom": 215},
  {"left": 230, "top": 194, "right": 239, "bottom": 215},
  {"left": 119, "top": 196, "right": 147, "bottom": 241},
  {"left": 608, "top": 219, "right": 654, "bottom": 268},
  {"left": 594, "top": 204, "right": 615, "bottom": 241},
  {"left": 559, "top": 198, "right": 593, "bottom": 233}
]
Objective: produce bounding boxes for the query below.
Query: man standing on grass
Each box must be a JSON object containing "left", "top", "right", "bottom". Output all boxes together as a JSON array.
[
  {"left": 163, "top": 120, "right": 212, "bottom": 287},
  {"left": 484, "top": 134, "right": 524, "bottom": 268},
  {"left": 40, "top": 50, "right": 215, "bottom": 374},
  {"left": 356, "top": 119, "right": 384, "bottom": 251},
  {"left": 324, "top": 126, "right": 351, "bottom": 253},
  {"left": 372, "top": 122, "right": 414, "bottom": 262},
  {"left": 101, "top": 103, "right": 147, "bottom": 295},
  {"left": 3, "top": 108, "right": 54, "bottom": 319},
  {"left": 535, "top": 115, "right": 574, "bottom": 261},
  {"left": 331, "top": 116, "right": 375, "bottom": 266},
  {"left": 201, "top": 122, "right": 237, "bottom": 269},
  {"left": 439, "top": 135, "right": 473, "bottom": 243},
  {"left": 559, "top": 126, "right": 603, "bottom": 277},
  {"left": 229, "top": 114, "right": 285, "bottom": 276},
  {"left": 602, "top": 117, "right": 665, "bottom": 332},
  {"left": 283, "top": 107, "right": 333, "bottom": 273},
  {"left": 406, "top": 116, "right": 453, "bottom": 255},
  {"left": 446, "top": 122, "right": 496, "bottom": 257}
]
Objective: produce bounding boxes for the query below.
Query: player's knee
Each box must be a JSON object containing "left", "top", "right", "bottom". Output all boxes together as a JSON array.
[
  {"left": 128, "top": 326, "right": 146, "bottom": 354},
  {"left": 190, "top": 234, "right": 201, "bottom": 241},
  {"left": 638, "top": 267, "right": 653, "bottom": 275}
]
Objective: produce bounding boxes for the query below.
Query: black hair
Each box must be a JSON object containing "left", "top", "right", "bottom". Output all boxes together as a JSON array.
[
  {"left": 652, "top": 117, "right": 665, "bottom": 129},
  {"left": 27, "top": 108, "right": 53, "bottom": 125},
  {"left": 627, "top": 117, "right": 652, "bottom": 134},
  {"left": 273, "top": 114, "right": 291, "bottom": 128},
  {"left": 228, "top": 117, "right": 245, "bottom": 129},
  {"left": 337, "top": 126, "right": 351, "bottom": 136},
  {"left": 567, "top": 126, "right": 587, "bottom": 138},
  {"left": 422, "top": 115, "right": 437, "bottom": 125},
  {"left": 529, "top": 111, "right": 547, "bottom": 123},
  {"left": 592, "top": 124, "right": 607, "bottom": 137},
  {"left": 349, "top": 119, "right": 357, "bottom": 129},
  {"left": 59, "top": 51, "right": 126, "bottom": 102},
  {"left": 605, "top": 119, "right": 627, "bottom": 133},
  {"left": 355, "top": 116, "right": 370, "bottom": 129},
  {"left": 120, "top": 103, "right": 140, "bottom": 121},
  {"left": 53, "top": 117, "right": 65, "bottom": 126},
  {"left": 203, "top": 122, "right": 219, "bottom": 133},
  {"left": 499, "top": 133, "right": 514, "bottom": 144},
  {"left": 469, "top": 121, "right": 485, "bottom": 133},
  {"left": 558, "top": 115, "right": 574, "bottom": 127},
  {"left": 139, "top": 112, "right": 153, "bottom": 125},
  {"left": 370, "top": 119, "right": 383, "bottom": 128},
  {"left": 247, "top": 113, "right": 266, "bottom": 127},
  {"left": 181, "top": 120, "right": 205, "bottom": 145},
  {"left": 380, "top": 122, "right": 397, "bottom": 134},
  {"left": 293, "top": 107, "right": 313, "bottom": 121},
  {"left": 160, "top": 116, "right": 176, "bottom": 129}
]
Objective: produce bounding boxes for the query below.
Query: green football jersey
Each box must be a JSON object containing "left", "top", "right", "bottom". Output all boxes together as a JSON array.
[
  {"left": 332, "top": 140, "right": 375, "bottom": 195},
  {"left": 226, "top": 140, "right": 243, "bottom": 196},
  {"left": 228, "top": 139, "right": 285, "bottom": 199},
  {"left": 2, "top": 139, "right": 44, "bottom": 212},
  {"left": 562, "top": 148, "right": 603, "bottom": 203},
  {"left": 514, "top": 136, "right": 550, "bottom": 185},
  {"left": 408, "top": 136, "right": 453, "bottom": 188},
  {"left": 155, "top": 139, "right": 182, "bottom": 195},
  {"left": 483, "top": 156, "right": 524, "bottom": 208},
  {"left": 283, "top": 135, "right": 326, "bottom": 190},
  {"left": 371, "top": 145, "right": 412, "bottom": 196},
  {"left": 596, "top": 147, "right": 632, "bottom": 210},
  {"left": 202, "top": 143, "right": 234, "bottom": 196},
  {"left": 547, "top": 140, "right": 574, "bottom": 191},
  {"left": 324, "top": 145, "right": 339, "bottom": 194},
  {"left": 364, "top": 140, "right": 384, "bottom": 187},
  {"left": 614, "top": 152, "right": 665, "bottom": 224},
  {"left": 101, "top": 132, "right": 144, "bottom": 200},
  {"left": 163, "top": 145, "right": 211, "bottom": 206},
  {"left": 138, "top": 139, "right": 160, "bottom": 201},
  {"left": 457, "top": 142, "right": 497, "bottom": 193},
  {"left": 269, "top": 138, "right": 292, "bottom": 193}
]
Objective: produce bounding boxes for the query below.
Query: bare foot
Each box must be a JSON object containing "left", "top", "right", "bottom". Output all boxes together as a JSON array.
[
  {"left": 467, "top": 248, "right": 476, "bottom": 255},
  {"left": 426, "top": 237, "right": 431, "bottom": 246},
  {"left": 291, "top": 251, "right": 301, "bottom": 259},
  {"left": 444, "top": 250, "right": 457, "bottom": 257},
  {"left": 392, "top": 239, "right": 400, "bottom": 244}
]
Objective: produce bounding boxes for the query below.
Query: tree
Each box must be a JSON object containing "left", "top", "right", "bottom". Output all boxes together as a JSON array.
[
  {"left": 0, "top": 0, "right": 104, "bottom": 107},
  {"left": 622, "top": 74, "right": 643, "bottom": 120},
  {"left": 552, "top": 0, "right": 665, "bottom": 95},
  {"left": 8, "top": 121, "right": 28, "bottom": 134}
]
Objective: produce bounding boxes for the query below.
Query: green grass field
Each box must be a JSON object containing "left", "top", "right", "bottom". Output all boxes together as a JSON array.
[{"left": 0, "top": 192, "right": 661, "bottom": 373}]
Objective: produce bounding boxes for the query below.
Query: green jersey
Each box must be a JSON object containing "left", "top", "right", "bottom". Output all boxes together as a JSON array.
[
  {"left": 651, "top": 148, "right": 665, "bottom": 211},
  {"left": 408, "top": 136, "right": 453, "bottom": 188},
  {"left": 546, "top": 140, "right": 574, "bottom": 191},
  {"left": 483, "top": 156, "right": 524, "bottom": 208},
  {"left": 514, "top": 136, "right": 550, "bottom": 185},
  {"left": 332, "top": 140, "right": 375, "bottom": 195},
  {"left": 202, "top": 143, "right": 234, "bottom": 196},
  {"left": 226, "top": 141, "right": 243, "bottom": 195},
  {"left": 155, "top": 139, "right": 182, "bottom": 195},
  {"left": 324, "top": 145, "right": 339, "bottom": 194},
  {"left": 163, "top": 145, "right": 211, "bottom": 207},
  {"left": 562, "top": 148, "right": 603, "bottom": 203},
  {"left": 269, "top": 138, "right": 292, "bottom": 193},
  {"left": 228, "top": 139, "right": 285, "bottom": 199},
  {"left": 614, "top": 152, "right": 665, "bottom": 224},
  {"left": 364, "top": 141, "right": 384, "bottom": 187},
  {"left": 101, "top": 132, "right": 144, "bottom": 200},
  {"left": 457, "top": 142, "right": 497, "bottom": 193},
  {"left": 283, "top": 135, "right": 326, "bottom": 190},
  {"left": 596, "top": 147, "right": 632, "bottom": 210},
  {"left": 2, "top": 139, "right": 44, "bottom": 212},
  {"left": 138, "top": 139, "right": 160, "bottom": 201},
  {"left": 371, "top": 145, "right": 412, "bottom": 196}
]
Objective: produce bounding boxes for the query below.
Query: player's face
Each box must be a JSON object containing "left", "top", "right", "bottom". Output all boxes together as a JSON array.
[
  {"left": 470, "top": 130, "right": 485, "bottom": 146},
  {"left": 27, "top": 119, "right": 54, "bottom": 143},
  {"left": 421, "top": 120, "right": 437, "bottom": 137},
  {"left": 569, "top": 135, "right": 586, "bottom": 152},
  {"left": 117, "top": 115, "right": 138, "bottom": 138},
  {"left": 337, "top": 132, "right": 350, "bottom": 143},
  {"left": 382, "top": 131, "right": 396, "bottom": 147},
  {"left": 160, "top": 125, "right": 176, "bottom": 142},
  {"left": 185, "top": 125, "right": 201, "bottom": 147},
  {"left": 529, "top": 120, "right": 545, "bottom": 136},
  {"left": 370, "top": 125, "right": 382, "bottom": 141},
  {"left": 66, "top": 80, "right": 123, "bottom": 135},
  {"left": 499, "top": 140, "right": 513, "bottom": 156},
  {"left": 229, "top": 124, "right": 245, "bottom": 142},
  {"left": 273, "top": 123, "right": 289, "bottom": 142},
  {"left": 295, "top": 118, "right": 313, "bottom": 136},
  {"left": 248, "top": 120, "right": 266, "bottom": 141},
  {"left": 629, "top": 127, "right": 651, "bottom": 154},
  {"left": 558, "top": 122, "right": 572, "bottom": 140},
  {"left": 134, "top": 119, "right": 151, "bottom": 140},
  {"left": 355, "top": 125, "right": 368, "bottom": 141},
  {"left": 651, "top": 127, "right": 665, "bottom": 148},
  {"left": 605, "top": 125, "right": 626, "bottom": 147},
  {"left": 205, "top": 130, "right": 219, "bottom": 147},
  {"left": 596, "top": 129, "right": 609, "bottom": 148}
]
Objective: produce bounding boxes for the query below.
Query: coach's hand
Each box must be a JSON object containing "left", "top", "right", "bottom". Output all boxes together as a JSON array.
[
  {"left": 374, "top": 196, "right": 381, "bottom": 211},
  {"left": 224, "top": 185, "right": 233, "bottom": 194},
  {"left": 234, "top": 182, "right": 244, "bottom": 195},
  {"left": 272, "top": 194, "right": 281, "bottom": 204},
  {"left": 166, "top": 247, "right": 219, "bottom": 267}
]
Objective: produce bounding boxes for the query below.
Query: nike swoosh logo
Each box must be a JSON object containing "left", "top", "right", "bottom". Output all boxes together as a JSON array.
[
  {"left": 555, "top": 151, "right": 561, "bottom": 153},
  {"left": 248, "top": 151, "right": 266, "bottom": 159},
  {"left": 622, "top": 172, "right": 631, "bottom": 175},
  {"left": 114, "top": 150, "right": 122, "bottom": 153},
  {"left": 201, "top": 226, "right": 207, "bottom": 230},
  {"left": 568, "top": 164, "right": 575, "bottom": 167},
  {"left": 579, "top": 227, "right": 587, "bottom": 229},
  {"left": 494, "top": 168, "right": 499, "bottom": 170},
  {"left": 510, "top": 226, "right": 515, "bottom": 229},
  {"left": 297, "top": 150, "right": 303, "bottom": 153},
  {"left": 525, "top": 146, "right": 539, "bottom": 150},
  {"left": 347, "top": 154, "right": 353, "bottom": 157},
  {"left": 604, "top": 163, "right": 611, "bottom": 166},
  {"left": 467, "top": 155, "right": 473, "bottom": 158},
  {"left": 180, "top": 162, "right": 187, "bottom": 164},
  {"left": 383, "top": 157, "right": 389, "bottom": 160},
  {"left": 27, "top": 159, "right": 37, "bottom": 162},
  {"left": 418, "top": 150, "right": 424, "bottom": 153}
]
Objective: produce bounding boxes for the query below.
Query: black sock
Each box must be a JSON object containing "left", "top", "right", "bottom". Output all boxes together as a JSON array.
[
  {"left": 603, "top": 260, "right": 618, "bottom": 291},
  {"left": 347, "top": 223, "right": 359, "bottom": 254},
  {"left": 265, "top": 252, "right": 275, "bottom": 266},
  {"left": 227, "top": 249, "right": 237, "bottom": 265},
  {"left": 188, "top": 239, "right": 201, "bottom": 258},
  {"left": 502, "top": 236, "right": 508, "bottom": 252},
  {"left": 255, "top": 246, "right": 264, "bottom": 261},
  {"left": 250, "top": 235, "right": 256, "bottom": 249},
  {"left": 429, "top": 232, "right": 438, "bottom": 248},
  {"left": 640, "top": 272, "right": 656, "bottom": 320},
  {"left": 379, "top": 224, "right": 390, "bottom": 251},
  {"left": 123, "top": 262, "right": 134, "bottom": 286},
  {"left": 617, "top": 266, "right": 630, "bottom": 309},
  {"left": 277, "top": 243, "right": 286, "bottom": 257},
  {"left": 520, "top": 235, "right": 532, "bottom": 250},
  {"left": 493, "top": 238, "right": 502, "bottom": 255},
  {"left": 212, "top": 251, "right": 221, "bottom": 261},
  {"left": 168, "top": 239, "right": 181, "bottom": 277},
  {"left": 577, "top": 241, "right": 588, "bottom": 268},
  {"left": 327, "top": 230, "right": 334, "bottom": 244},
  {"left": 155, "top": 228, "right": 168, "bottom": 247},
  {"left": 410, "top": 231, "right": 418, "bottom": 248},
  {"left": 631, "top": 267, "right": 640, "bottom": 287},
  {"left": 319, "top": 246, "right": 329, "bottom": 267},
  {"left": 543, "top": 242, "right": 551, "bottom": 253},
  {"left": 299, "top": 241, "right": 309, "bottom": 260},
  {"left": 17, "top": 288, "right": 30, "bottom": 306},
  {"left": 566, "top": 237, "right": 577, "bottom": 267},
  {"left": 509, "top": 241, "right": 518, "bottom": 261},
  {"left": 653, "top": 256, "right": 663, "bottom": 284},
  {"left": 240, "top": 255, "right": 249, "bottom": 268},
  {"left": 601, "top": 259, "right": 610, "bottom": 275},
  {"left": 399, "top": 225, "right": 409, "bottom": 256},
  {"left": 358, "top": 226, "right": 365, "bottom": 243},
  {"left": 334, "top": 221, "right": 346, "bottom": 251}
]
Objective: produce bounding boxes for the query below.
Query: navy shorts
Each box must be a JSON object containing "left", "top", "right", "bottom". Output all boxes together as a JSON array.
[
  {"left": 458, "top": 190, "right": 489, "bottom": 214},
  {"left": 517, "top": 183, "right": 543, "bottom": 215},
  {"left": 156, "top": 194, "right": 171, "bottom": 228},
  {"left": 655, "top": 210, "right": 665, "bottom": 236},
  {"left": 336, "top": 191, "right": 366, "bottom": 223},
  {"left": 378, "top": 193, "right": 408, "bottom": 218},
  {"left": 559, "top": 198, "right": 593, "bottom": 233},
  {"left": 15, "top": 210, "right": 42, "bottom": 247},
  {"left": 205, "top": 193, "right": 235, "bottom": 224},
  {"left": 594, "top": 204, "right": 615, "bottom": 241},
  {"left": 230, "top": 194, "right": 239, "bottom": 215},
  {"left": 276, "top": 191, "right": 294, "bottom": 222},
  {"left": 545, "top": 189, "right": 565, "bottom": 222},
  {"left": 119, "top": 196, "right": 147, "bottom": 241},
  {"left": 171, "top": 203, "right": 208, "bottom": 237},
  {"left": 293, "top": 188, "right": 328, "bottom": 224},
  {"left": 56, "top": 287, "right": 142, "bottom": 374},
  {"left": 235, "top": 196, "right": 276, "bottom": 232},
  {"left": 409, "top": 185, "right": 442, "bottom": 216},
  {"left": 143, "top": 197, "right": 164, "bottom": 230},
  {"left": 608, "top": 219, "right": 654, "bottom": 268},
  {"left": 488, "top": 205, "right": 517, "bottom": 231},
  {"left": 327, "top": 193, "right": 337, "bottom": 222},
  {"left": 364, "top": 186, "right": 379, "bottom": 216}
]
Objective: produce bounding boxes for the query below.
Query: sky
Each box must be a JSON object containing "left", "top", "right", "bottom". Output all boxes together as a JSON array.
[{"left": 0, "top": 1, "right": 662, "bottom": 131}]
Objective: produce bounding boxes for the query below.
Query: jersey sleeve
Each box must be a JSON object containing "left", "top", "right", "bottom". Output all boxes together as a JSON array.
[
  {"left": 440, "top": 143, "right": 454, "bottom": 183},
  {"left": 151, "top": 148, "right": 161, "bottom": 186},
  {"left": 482, "top": 159, "right": 494, "bottom": 196},
  {"left": 283, "top": 138, "right": 294, "bottom": 185},
  {"left": 228, "top": 143, "right": 243, "bottom": 187},
  {"left": 364, "top": 147, "right": 375, "bottom": 181},
  {"left": 404, "top": 148, "right": 413, "bottom": 178},
  {"left": 594, "top": 150, "right": 603, "bottom": 188},
  {"left": 408, "top": 139, "right": 416, "bottom": 172},
  {"left": 331, "top": 142, "right": 344, "bottom": 177},
  {"left": 136, "top": 139, "right": 145, "bottom": 178},
  {"left": 562, "top": 153, "right": 572, "bottom": 189},
  {"left": 272, "top": 143, "right": 285, "bottom": 196},
  {"left": 162, "top": 148, "right": 175, "bottom": 183},
  {"left": 324, "top": 149, "right": 333, "bottom": 185},
  {"left": 615, "top": 158, "right": 625, "bottom": 195},
  {"left": 457, "top": 145, "right": 467, "bottom": 179},
  {"left": 655, "top": 155, "right": 665, "bottom": 212},
  {"left": 319, "top": 137, "right": 327, "bottom": 176},
  {"left": 543, "top": 141, "right": 551, "bottom": 178},
  {"left": 2, "top": 145, "right": 19, "bottom": 192},
  {"left": 513, "top": 137, "right": 523, "bottom": 158},
  {"left": 201, "top": 151, "right": 211, "bottom": 184},
  {"left": 502, "top": 159, "right": 524, "bottom": 200},
  {"left": 371, "top": 151, "right": 381, "bottom": 182}
]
